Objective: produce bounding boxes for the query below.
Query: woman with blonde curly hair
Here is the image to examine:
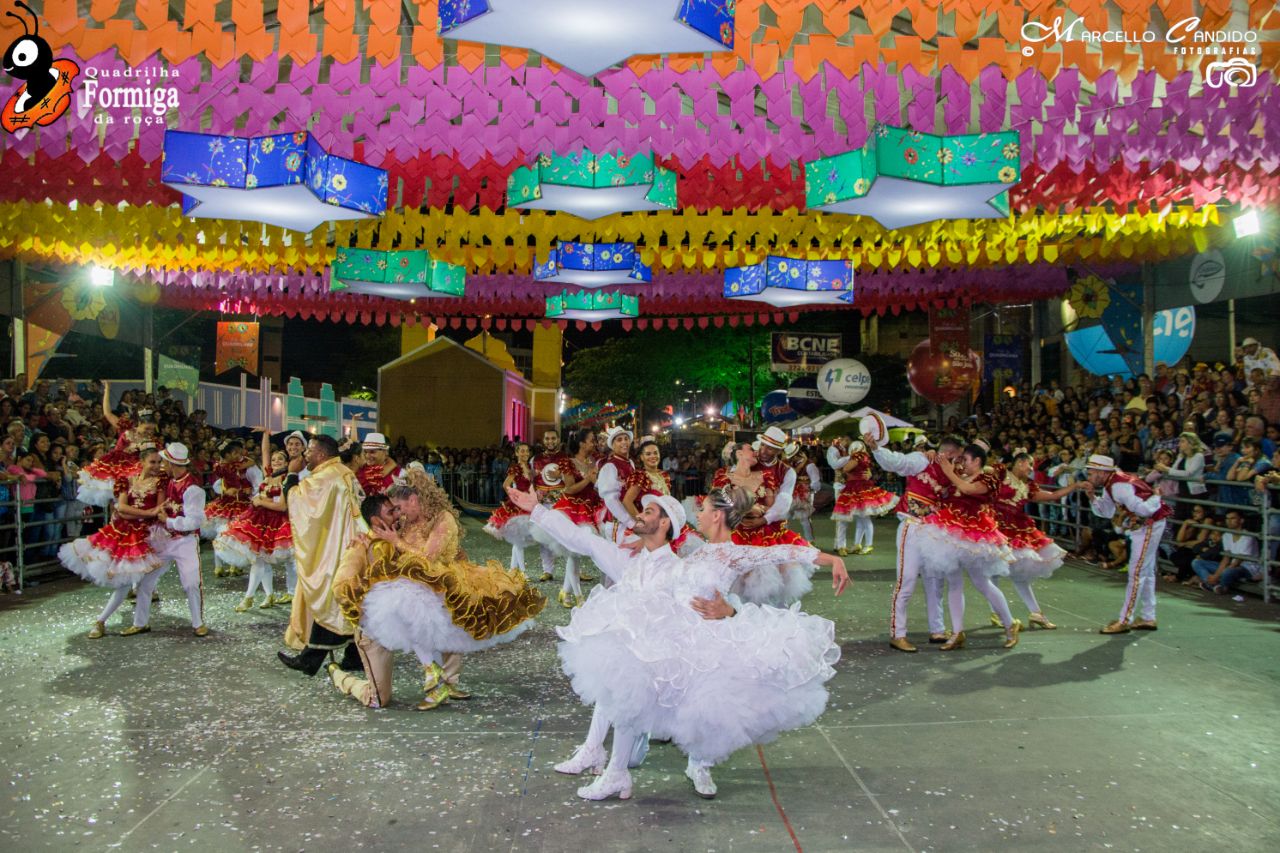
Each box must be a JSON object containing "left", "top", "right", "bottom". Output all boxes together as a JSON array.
[{"left": 329, "top": 465, "right": 545, "bottom": 710}]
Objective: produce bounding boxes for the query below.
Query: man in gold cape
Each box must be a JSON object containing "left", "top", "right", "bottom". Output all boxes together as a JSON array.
[{"left": 278, "top": 434, "right": 368, "bottom": 674}]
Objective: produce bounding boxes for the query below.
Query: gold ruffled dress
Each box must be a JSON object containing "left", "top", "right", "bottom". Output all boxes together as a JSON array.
[{"left": 334, "top": 513, "right": 546, "bottom": 647}]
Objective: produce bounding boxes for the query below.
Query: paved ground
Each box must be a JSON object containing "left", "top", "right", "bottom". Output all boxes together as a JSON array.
[{"left": 2, "top": 515, "right": 1278, "bottom": 852}]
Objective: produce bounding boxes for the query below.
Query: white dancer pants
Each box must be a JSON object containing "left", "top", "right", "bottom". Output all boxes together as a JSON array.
[
  {"left": 890, "top": 521, "right": 945, "bottom": 639},
  {"left": 539, "top": 546, "right": 557, "bottom": 577},
  {"left": 285, "top": 556, "right": 297, "bottom": 595},
  {"left": 509, "top": 544, "right": 526, "bottom": 572},
  {"left": 1119, "top": 521, "right": 1164, "bottom": 624},
  {"left": 133, "top": 534, "right": 204, "bottom": 628}
]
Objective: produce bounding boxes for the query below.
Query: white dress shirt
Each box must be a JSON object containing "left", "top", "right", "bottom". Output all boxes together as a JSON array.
[
  {"left": 166, "top": 483, "right": 207, "bottom": 533},
  {"left": 530, "top": 504, "right": 677, "bottom": 587}
]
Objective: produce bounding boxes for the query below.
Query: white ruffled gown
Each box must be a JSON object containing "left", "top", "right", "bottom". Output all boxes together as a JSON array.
[{"left": 557, "top": 541, "right": 840, "bottom": 766}]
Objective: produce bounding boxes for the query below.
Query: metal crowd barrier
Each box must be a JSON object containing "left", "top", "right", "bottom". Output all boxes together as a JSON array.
[
  {"left": 1032, "top": 476, "right": 1275, "bottom": 605},
  {"left": 0, "top": 485, "right": 109, "bottom": 592}
]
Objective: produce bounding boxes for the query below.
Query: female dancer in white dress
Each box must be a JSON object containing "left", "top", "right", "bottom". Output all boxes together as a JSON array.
[{"left": 514, "top": 484, "right": 848, "bottom": 801}]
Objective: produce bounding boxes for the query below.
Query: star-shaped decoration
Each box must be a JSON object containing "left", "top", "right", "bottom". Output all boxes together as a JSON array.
[
  {"left": 535, "top": 241, "right": 651, "bottom": 289},
  {"left": 162, "top": 130, "right": 388, "bottom": 233},
  {"left": 816, "top": 177, "right": 1010, "bottom": 231},
  {"left": 175, "top": 183, "right": 378, "bottom": 233},
  {"left": 724, "top": 257, "right": 855, "bottom": 308},
  {"left": 330, "top": 250, "right": 466, "bottom": 300},
  {"left": 508, "top": 149, "right": 677, "bottom": 219},
  {"left": 545, "top": 289, "right": 640, "bottom": 321},
  {"left": 440, "top": 0, "right": 735, "bottom": 78},
  {"left": 806, "top": 126, "right": 1021, "bottom": 230}
]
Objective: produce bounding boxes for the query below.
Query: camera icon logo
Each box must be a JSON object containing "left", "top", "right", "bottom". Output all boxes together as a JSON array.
[{"left": 1205, "top": 56, "right": 1257, "bottom": 88}]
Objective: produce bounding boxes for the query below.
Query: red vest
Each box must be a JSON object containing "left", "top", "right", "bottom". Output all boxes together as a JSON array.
[
  {"left": 597, "top": 453, "right": 634, "bottom": 482},
  {"left": 895, "top": 459, "right": 954, "bottom": 518},
  {"left": 357, "top": 463, "right": 400, "bottom": 496},
  {"left": 1107, "top": 471, "right": 1173, "bottom": 523},
  {"left": 164, "top": 473, "right": 200, "bottom": 535}
]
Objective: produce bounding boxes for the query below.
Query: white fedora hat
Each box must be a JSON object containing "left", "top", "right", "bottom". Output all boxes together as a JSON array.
[
  {"left": 641, "top": 493, "right": 686, "bottom": 533},
  {"left": 605, "top": 426, "right": 634, "bottom": 447},
  {"left": 757, "top": 426, "right": 788, "bottom": 450},
  {"left": 540, "top": 464, "right": 564, "bottom": 487},
  {"left": 1085, "top": 453, "right": 1117, "bottom": 471},
  {"left": 160, "top": 442, "right": 190, "bottom": 466},
  {"left": 363, "top": 432, "right": 389, "bottom": 450}
]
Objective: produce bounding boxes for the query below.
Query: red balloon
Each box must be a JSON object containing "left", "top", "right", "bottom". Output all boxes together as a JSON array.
[{"left": 908, "top": 339, "right": 983, "bottom": 405}]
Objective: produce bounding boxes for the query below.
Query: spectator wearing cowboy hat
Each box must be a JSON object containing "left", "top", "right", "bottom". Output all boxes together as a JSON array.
[
  {"left": 1238, "top": 337, "right": 1280, "bottom": 380},
  {"left": 355, "top": 432, "right": 404, "bottom": 497}
]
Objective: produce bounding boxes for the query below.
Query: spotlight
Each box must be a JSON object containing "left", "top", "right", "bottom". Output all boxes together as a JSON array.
[
  {"left": 675, "top": 416, "right": 685, "bottom": 427},
  {"left": 89, "top": 266, "right": 114, "bottom": 287},
  {"left": 705, "top": 406, "right": 715, "bottom": 416},
  {"left": 1234, "top": 210, "right": 1260, "bottom": 238}
]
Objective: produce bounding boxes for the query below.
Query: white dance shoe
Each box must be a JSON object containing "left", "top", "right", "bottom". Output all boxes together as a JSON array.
[
  {"left": 554, "top": 743, "right": 606, "bottom": 776},
  {"left": 577, "top": 767, "right": 632, "bottom": 801},
  {"left": 685, "top": 761, "right": 717, "bottom": 799}
]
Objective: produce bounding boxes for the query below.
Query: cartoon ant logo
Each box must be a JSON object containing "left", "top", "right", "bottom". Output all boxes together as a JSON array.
[{"left": 2, "top": 1, "right": 80, "bottom": 134}]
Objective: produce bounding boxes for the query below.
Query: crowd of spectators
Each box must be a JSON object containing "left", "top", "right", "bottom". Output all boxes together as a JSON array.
[
  {"left": 5, "top": 338, "right": 1278, "bottom": 598},
  {"left": 0, "top": 376, "right": 235, "bottom": 577}
]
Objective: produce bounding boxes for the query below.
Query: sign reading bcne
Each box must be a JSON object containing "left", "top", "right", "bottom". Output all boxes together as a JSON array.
[{"left": 771, "top": 332, "right": 842, "bottom": 373}]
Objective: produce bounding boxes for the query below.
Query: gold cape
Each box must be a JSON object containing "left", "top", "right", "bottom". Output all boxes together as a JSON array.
[
  {"left": 284, "top": 456, "right": 367, "bottom": 649},
  {"left": 333, "top": 515, "right": 546, "bottom": 642}
]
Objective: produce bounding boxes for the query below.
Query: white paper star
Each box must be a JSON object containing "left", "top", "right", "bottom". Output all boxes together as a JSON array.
[
  {"left": 442, "top": 0, "right": 731, "bottom": 77},
  {"left": 815, "top": 177, "right": 1009, "bottom": 230},
  {"left": 174, "top": 184, "right": 379, "bottom": 233},
  {"left": 515, "top": 183, "right": 670, "bottom": 220}
]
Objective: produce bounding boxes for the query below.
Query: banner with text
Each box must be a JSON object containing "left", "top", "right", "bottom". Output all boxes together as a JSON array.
[
  {"left": 215, "top": 322, "right": 259, "bottom": 375},
  {"left": 929, "top": 305, "right": 971, "bottom": 353},
  {"left": 771, "top": 332, "right": 842, "bottom": 373},
  {"left": 984, "top": 335, "right": 1025, "bottom": 392}
]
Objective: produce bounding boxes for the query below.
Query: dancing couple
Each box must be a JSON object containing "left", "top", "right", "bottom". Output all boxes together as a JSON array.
[{"left": 508, "top": 481, "right": 849, "bottom": 801}]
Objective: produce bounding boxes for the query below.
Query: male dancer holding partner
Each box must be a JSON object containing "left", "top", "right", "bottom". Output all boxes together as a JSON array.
[{"left": 126, "top": 443, "right": 209, "bottom": 637}]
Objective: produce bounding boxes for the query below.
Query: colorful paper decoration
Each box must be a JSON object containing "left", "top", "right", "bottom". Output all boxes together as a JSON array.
[
  {"left": 534, "top": 242, "right": 652, "bottom": 288},
  {"left": 724, "top": 256, "right": 854, "bottom": 307},
  {"left": 508, "top": 150, "right": 677, "bottom": 219},
  {"left": 161, "top": 130, "right": 388, "bottom": 232},
  {"left": 806, "top": 126, "right": 1020, "bottom": 229},
  {"left": 439, "top": 0, "right": 735, "bottom": 77},
  {"left": 545, "top": 290, "right": 640, "bottom": 321},
  {"left": 330, "top": 249, "right": 466, "bottom": 300}
]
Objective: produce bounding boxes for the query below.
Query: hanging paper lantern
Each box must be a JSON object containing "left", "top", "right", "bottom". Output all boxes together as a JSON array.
[
  {"left": 162, "top": 130, "right": 388, "bottom": 232},
  {"left": 545, "top": 290, "right": 640, "bottom": 321},
  {"left": 330, "top": 249, "right": 465, "bottom": 300},
  {"left": 508, "top": 150, "right": 677, "bottom": 219},
  {"left": 805, "top": 126, "right": 1019, "bottom": 229},
  {"left": 907, "top": 339, "right": 983, "bottom": 405},
  {"left": 439, "top": 0, "right": 735, "bottom": 78},
  {"left": 535, "top": 242, "right": 651, "bottom": 288},
  {"left": 724, "top": 256, "right": 854, "bottom": 307},
  {"left": 816, "top": 358, "right": 872, "bottom": 405}
]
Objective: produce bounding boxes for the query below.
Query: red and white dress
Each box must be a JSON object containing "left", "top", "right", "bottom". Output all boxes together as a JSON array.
[
  {"left": 484, "top": 463, "right": 536, "bottom": 547},
  {"left": 202, "top": 462, "right": 256, "bottom": 538},
  {"left": 624, "top": 467, "right": 703, "bottom": 556},
  {"left": 60, "top": 474, "right": 165, "bottom": 587},
  {"left": 915, "top": 468, "right": 1013, "bottom": 578},
  {"left": 790, "top": 468, "right": 814, "bottom": 522},
  {"left": 75, "top": 418, "right": 149, "bottom": 507},
  {"left": 831, "top": 451, "right": 897, "bottom": 521},
  {"left": 212, "top": 476, "right": 293, "bottom": 567},
  {"left": 991, "top": 467, "right": 1066, "bottom": 581},
  {"left": 532, "top": 457, "right": 605, "bottom": 557},
  {"left": 709, "top": 467, "right": 816, "bottom": 604}
]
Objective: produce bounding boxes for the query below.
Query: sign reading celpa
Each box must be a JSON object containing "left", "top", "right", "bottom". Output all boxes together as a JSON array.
[{"left": 771, "top": 332, "right": 842, "bottom": 373}]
